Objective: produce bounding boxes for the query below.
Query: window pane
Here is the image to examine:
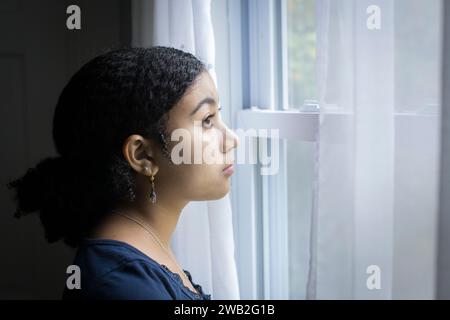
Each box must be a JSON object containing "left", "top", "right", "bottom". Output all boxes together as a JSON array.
[
  {"left": 395, "top": 0, "right": 442, "bottom": 113},
  {"left": 287, "top": 0, "right": 318, "bottom": 110},
  {"left": 254, "top": 137, "right": 316, "bottom": 299},
  {"left": 286, "top": 139, "right": 315, "bottom": 299}
]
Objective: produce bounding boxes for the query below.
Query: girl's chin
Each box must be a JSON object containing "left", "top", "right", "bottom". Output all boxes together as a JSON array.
[{"left": 206, "top": 186, "right": 231, "bottom": 201}]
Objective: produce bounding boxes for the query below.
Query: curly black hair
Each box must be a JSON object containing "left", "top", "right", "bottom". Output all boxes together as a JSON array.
[{"left": 6, "top": 46, "right": 206, "bottom": 248}]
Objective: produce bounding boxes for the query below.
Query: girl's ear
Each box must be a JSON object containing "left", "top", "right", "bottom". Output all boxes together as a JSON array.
[{"left": 122, "top": 134, "right": 159, "bottom": 174}]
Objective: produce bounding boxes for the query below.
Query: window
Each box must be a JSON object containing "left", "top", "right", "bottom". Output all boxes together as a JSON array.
[
  {"left": 225, "top": 0, "right": 443, "bottom": 299},
  {"left": 232, "top": 0, "right": 320, "bottom": 299}
]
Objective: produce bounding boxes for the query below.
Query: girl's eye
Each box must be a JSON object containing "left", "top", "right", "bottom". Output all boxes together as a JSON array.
[
  {"left": 202, "top": 106, "right": 222, "bottom": 128},
  {"left": 202, "top": 114, "right": 214, "bottom": 128}
]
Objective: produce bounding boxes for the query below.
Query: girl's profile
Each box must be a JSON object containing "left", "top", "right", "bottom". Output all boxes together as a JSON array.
[{"left": 7, "top": 46, "right": 238, "bottom": 300}]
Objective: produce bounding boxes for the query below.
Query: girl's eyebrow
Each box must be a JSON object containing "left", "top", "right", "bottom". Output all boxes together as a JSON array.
[{"left": 189, "top": 97, "right": 217, "bottom": 116}]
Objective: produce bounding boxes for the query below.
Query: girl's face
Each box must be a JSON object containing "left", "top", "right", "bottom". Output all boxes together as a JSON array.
[{"left": 152, "top": 71, "right": 239, "bottom": 201}]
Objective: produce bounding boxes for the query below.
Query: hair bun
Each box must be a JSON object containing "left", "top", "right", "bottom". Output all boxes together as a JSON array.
[{"left": 7, "top": 156, "right": 65, "bottom": 218}]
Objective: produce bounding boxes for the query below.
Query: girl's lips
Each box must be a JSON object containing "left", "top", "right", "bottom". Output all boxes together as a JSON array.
[{"left": 222, "top": 164, "right": 234, "bottom": 176}]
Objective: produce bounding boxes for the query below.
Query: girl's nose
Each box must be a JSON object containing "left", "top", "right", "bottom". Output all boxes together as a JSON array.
[{"left": 222, "top": 125, "right": 239, "bottom": 154}]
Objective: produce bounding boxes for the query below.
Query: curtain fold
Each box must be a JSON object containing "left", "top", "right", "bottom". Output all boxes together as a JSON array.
[
  {"left": 314, "top": 0, "right": 442, "bottom": 299},
  {"left": 139, "top": 0, "right": 241, "bottom": 300}
]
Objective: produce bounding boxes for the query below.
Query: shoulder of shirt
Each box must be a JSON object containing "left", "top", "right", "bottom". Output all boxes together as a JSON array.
[
  {"left": 76, "top": 239, "right": 164, "bottom": 277},
  {"left": 87, "top": 258, "right": 178, "bottom": 300},
  {"left": 73, "top": 240, "right": 180, "bottom": 299},
  {"left": 99, "top": 257, "right": 164, "bottom": 279}
]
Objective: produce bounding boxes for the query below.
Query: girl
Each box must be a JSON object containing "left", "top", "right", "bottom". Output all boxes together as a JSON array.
[{"left": 7, "top": 47, "right": 238, "bottom": 300}]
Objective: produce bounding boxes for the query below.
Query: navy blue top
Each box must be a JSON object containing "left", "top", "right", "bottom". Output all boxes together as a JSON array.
[{"left": 62, "top": 238, "right": 211, "bottom": 300}]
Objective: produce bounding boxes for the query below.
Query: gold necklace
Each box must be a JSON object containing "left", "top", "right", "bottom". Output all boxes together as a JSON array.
[{"left": 114, "top": 212, "right": 200, "bottom": 296}]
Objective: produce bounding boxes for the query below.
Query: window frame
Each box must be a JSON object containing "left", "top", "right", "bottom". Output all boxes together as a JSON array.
[{"left": 226, "top": 0, "right": 320, "bottom": 299}]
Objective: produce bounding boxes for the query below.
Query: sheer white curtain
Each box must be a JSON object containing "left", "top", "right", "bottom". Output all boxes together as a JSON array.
[
  {"left": 312, "top": 0, "right": 443, "bottom": 299},
  {"left": 131, "top": 0, "right": 240, "bottom": 300}
]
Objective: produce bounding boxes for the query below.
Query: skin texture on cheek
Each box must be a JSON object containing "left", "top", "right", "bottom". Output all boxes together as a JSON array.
[
  {"left": 192, "top": 126, "right": 231, "bottom": 199},
  {"left": 167, "top": 125, "right": 229, "bottom": 201},
  {"left": 151, "top": 71, "right": 232, "bottom": 202}
]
